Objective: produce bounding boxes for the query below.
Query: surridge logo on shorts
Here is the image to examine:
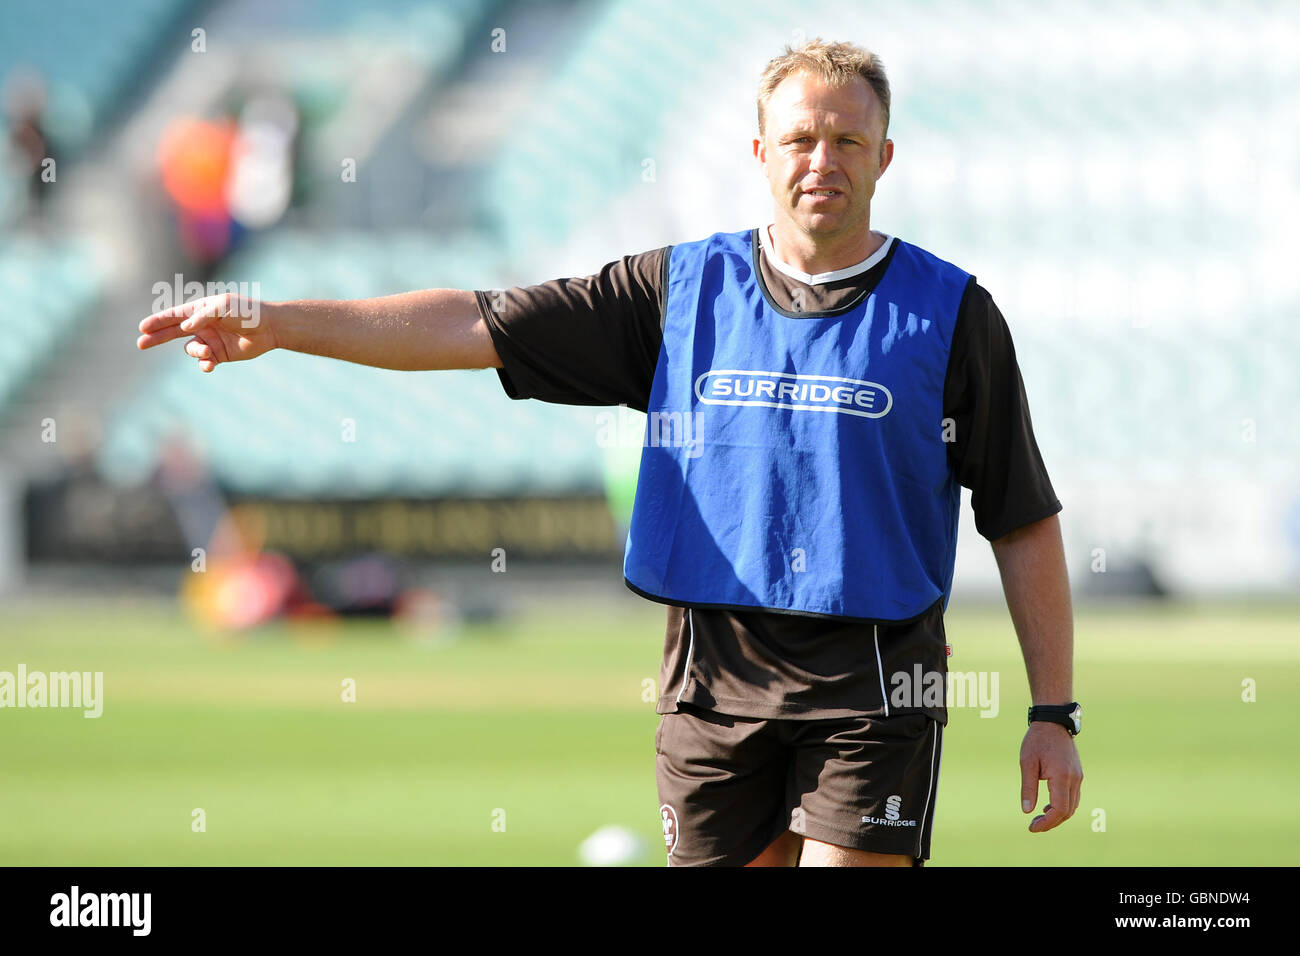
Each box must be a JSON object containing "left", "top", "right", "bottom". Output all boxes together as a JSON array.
[
  {"left": 660, "top": 804, "right": 679, "bottom": 856},
  {"left": 694, "top": 370, "right": 892, "bottom": 419},
  {"left": 862, "top": 794, "right": 917, "bottom": 828},
  {"left": 885, "top": 794, "right": 902, "bottom": 821}
]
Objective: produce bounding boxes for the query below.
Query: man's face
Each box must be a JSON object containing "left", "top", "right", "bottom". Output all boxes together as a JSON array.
[{"left": 753, "top": 71, "right": 893, "bottom": 241}]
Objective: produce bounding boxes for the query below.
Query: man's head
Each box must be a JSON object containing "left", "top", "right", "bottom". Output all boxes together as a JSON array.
[{"left": 753, "top": 39, "right": 894, "bottom": 246}]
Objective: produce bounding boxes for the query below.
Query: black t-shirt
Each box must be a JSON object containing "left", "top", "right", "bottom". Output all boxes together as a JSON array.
[{"left": 475, "top": 229, "right": 1061, "bottom": 723}]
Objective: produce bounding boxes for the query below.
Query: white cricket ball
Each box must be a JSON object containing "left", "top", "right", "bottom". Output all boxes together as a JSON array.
[{"left": 577, "top": 825, "right": 648, "bottom": 867}]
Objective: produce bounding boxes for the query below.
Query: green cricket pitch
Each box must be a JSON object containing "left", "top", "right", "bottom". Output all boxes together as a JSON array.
[{"left": 1, "top": 596, "right": 1295, "bottom": 865}]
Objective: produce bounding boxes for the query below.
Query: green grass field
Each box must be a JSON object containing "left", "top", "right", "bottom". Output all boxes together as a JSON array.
[{"left": 1, "top": 596, "right": 1296, "bottom": 865}]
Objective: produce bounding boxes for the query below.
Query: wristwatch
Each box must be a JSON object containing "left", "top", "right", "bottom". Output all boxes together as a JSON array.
[{"left": 1028, "top": 702, "right": 1081, "bottom": 736}]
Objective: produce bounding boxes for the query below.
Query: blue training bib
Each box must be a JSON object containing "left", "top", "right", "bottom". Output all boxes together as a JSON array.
[{"left": 623, "top": 227, "right": 972, "bottom": 622}]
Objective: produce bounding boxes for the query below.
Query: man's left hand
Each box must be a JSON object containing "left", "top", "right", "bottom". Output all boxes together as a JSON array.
[{"left": 1019, "top": 722, "right": 1083, "bottom": 833}]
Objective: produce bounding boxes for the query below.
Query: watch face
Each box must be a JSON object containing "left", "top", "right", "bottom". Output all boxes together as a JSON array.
[{"left": 1069, "top": 704, "right": 1081, "bottom": 733}]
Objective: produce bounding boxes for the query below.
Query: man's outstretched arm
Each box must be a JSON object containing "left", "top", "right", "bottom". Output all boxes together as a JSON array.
[
  {"left": 989, "top": 512, "right": 1083, "bottom": 834},
  {"left": 137, "top": 289, "right": 501, "bottom": 372}
]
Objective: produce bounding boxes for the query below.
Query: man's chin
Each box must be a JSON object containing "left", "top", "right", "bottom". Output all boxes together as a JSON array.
[{"left": 791, "top": 213, "right": 854, "bottom": 237}]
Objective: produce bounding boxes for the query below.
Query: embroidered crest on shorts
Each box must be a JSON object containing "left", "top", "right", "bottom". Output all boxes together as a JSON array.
[{"left": 660, "top": 804, "right": 679, "bottom": 855}]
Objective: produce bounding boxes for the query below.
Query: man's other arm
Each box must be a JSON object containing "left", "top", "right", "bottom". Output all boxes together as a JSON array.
[
  {"left": 990, "top": 512, "right": 1073, "bottom": 708},
  {"left": 990, "top": 513, "right": 1083, "bottom": 834},
  {"left": 137, "top": 290, "right": 500, "bottom": 372}
]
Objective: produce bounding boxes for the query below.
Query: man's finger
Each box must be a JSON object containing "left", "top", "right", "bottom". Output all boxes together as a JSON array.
[
  {"left": 1029, "top": 773, "right": 1073, "bottom": 832},
  {"left": 1019, "top": 751, "right": 1039, "bottom": 813},
  {"left": 1029, "top": 802, "right": 1069, "bottom": 833},
  {"left": 136, "top": 325, "right": 188, "bottom": 350},
  {"left": 177, "top": 299, "right": 227, "bottom": 335},
  {"left": 185, "top": 337, "right": 213, "bottom": 362},
  {"left": 1047, "top": 772, "right": 1071, "bottom": 822},
  {"left": 196, "top": 327, "right": 231, "bottom": 364},
  {"left": 138, "top": 296, "right": 211, "bottom": 333}
]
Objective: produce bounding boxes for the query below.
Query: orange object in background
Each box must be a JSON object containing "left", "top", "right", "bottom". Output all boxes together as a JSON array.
[
  {"left": 181, "top": 550, "right": 336, "bottom": 634},
  {"left": 157, "top": 116, "right": 238, "bottom": 264},
  {"left": 183, "top": 550, "right": 296, "bottom": 631},
  {"left": 179, "top": 504, "right": 333, "bottom": 634},
  {"left": 157, "top": 116, "right": 236, "bottom": 216}
]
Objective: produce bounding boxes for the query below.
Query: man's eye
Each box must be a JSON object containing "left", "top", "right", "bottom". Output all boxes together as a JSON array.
[{"left": 789, "top": 136, "right": 858, "bottom": 146}]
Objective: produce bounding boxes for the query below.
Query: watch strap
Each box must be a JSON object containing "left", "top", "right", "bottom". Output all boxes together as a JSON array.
[{"left": 1028, "top": 702, "right": 1081, "bottom": 736}]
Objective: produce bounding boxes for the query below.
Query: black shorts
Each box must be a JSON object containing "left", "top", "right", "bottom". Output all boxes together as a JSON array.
[{"left": 655, "top": 702, "right": 943, "bottom": 866}]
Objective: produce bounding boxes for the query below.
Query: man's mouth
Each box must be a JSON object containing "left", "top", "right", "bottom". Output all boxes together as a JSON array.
[{"left": 803, "top": 188, "right": 842, "bottom": 198}]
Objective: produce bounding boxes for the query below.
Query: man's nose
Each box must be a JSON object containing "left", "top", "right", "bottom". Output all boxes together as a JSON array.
[{"left": 809, "top": 139, "right": 836, "bottom": 173}]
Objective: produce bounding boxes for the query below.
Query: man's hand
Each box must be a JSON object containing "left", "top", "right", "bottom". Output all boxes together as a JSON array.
[
  {"left": 1019, "top": 721, "right": 1083, "bottom": 833},
  {"left": 138, "top": 292, "right": 277, "bottom": 372}
]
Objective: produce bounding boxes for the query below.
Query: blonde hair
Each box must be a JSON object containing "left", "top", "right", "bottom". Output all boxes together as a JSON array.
[{"left": 756, "top": 38, "right": 891, "bottom": 140}]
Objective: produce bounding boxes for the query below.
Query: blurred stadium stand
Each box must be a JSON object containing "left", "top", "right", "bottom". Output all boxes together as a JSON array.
[
  {"left": 0, "top": 0, "right": 203, "bottom": 163},
  {"left": 1, "top": 0, "right": 1297, "bottom": 600},
  {"left": 0, "top": 238, "right": 102, "bottom": 410},
  {"left": 99, "top": 232, "right": 607, "bottom": 498}
]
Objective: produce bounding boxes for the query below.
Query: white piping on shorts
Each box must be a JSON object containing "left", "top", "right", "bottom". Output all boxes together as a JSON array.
[
  {"left": 917, "top": 720, "right": 942, "bottom": 859},
  {"left": 674, "top": 608, "right": 696, "bottom": 704},
  {"left": 873, "top": 624, "right": 889, "bottom": 716}
]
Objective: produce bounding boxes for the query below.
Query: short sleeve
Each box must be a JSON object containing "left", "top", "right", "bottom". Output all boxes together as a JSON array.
[
  {"left": 944, "top": 282, "right": 1062, "bottom": 540},
  {"left": 475, "top": 247, "right": 669, "bottom": 411}
]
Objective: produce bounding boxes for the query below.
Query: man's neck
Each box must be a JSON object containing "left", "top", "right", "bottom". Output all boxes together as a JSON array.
[{"left": 767, "top": 220, "right": 886, "bottom": 277}]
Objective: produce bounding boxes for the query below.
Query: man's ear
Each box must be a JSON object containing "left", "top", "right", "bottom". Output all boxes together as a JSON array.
[
  {"left": 877, "top": 138, "right": 894, "bottom": 179},
  {"left": 753, "top": 136, "right": 764, "bottom": 164}
]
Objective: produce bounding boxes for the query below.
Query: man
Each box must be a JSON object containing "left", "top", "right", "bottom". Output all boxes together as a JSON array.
[{"left": 138, "top": 39, "right": 1082, "bottom": 867}]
